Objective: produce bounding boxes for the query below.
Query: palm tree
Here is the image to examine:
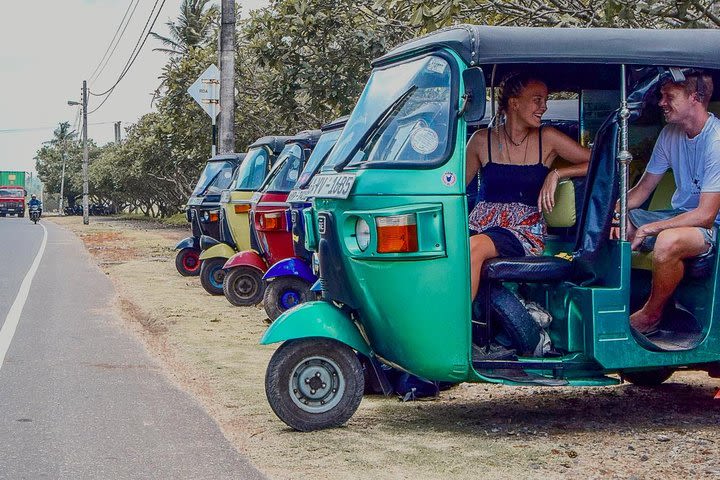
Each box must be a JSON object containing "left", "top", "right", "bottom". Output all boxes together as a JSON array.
[
  {"left": 47, "top": 122, "right": 78, "bottom": 214},
  {"left": 150, "top": 0, "right": 219, "bottom": 55}
]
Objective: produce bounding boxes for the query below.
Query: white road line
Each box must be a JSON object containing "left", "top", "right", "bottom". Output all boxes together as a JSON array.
[{"left": 0, "top": 222, "right": 48, "bottom": 371}]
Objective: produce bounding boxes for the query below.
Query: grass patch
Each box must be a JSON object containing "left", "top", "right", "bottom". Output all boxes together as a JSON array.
[{"left": 110, "top": 212, "right": 189, "bottom": 227}]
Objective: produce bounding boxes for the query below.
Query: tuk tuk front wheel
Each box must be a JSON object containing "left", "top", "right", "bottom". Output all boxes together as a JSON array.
[
  {"left": 622, "top": 368, "right": 675, "bottom": 386},
  {"left": 175, "top": 248, "right": 201, "bottom": 276},
  {"left": 223, "top": 266, "right": 265, "bottom": 306},
  {"left": 265, "top": 338, "right": 364, "bottom": 432},
  {"left": 199, "top": 258, "right": 227, "bottom": 295},
  {"left": 263, "top": 277, "right": 314, "bottom": 321}
]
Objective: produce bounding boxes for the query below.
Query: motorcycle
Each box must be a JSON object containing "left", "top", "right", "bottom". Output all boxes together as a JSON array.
[{"left": 29, "top": 205, "right": 41, "bottom": 224}]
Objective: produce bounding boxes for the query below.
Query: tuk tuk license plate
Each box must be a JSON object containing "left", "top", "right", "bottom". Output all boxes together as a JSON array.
[
  {"left": 286, "top": 189, "right": 309, "bottom": 203},
  {"left": 306, "top": 174, "right": 355, "bottom": 199}
]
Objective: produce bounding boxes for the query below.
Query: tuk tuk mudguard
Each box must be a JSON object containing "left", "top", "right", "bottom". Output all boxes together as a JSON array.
[
  {"left": 199, "top": 242, "right": 236, "bottom": 261},
  {"left": 263, "top": 257, "right": 317, "bottom": 283},
  {"left": 175, "top": 236, "right": 199, "bottom": 251},
  {"left": 260, "top": 301, "right": 372, "bottom": 357},
  {"left": 222, "top": 249, "right": 266, "bottom": 271}
]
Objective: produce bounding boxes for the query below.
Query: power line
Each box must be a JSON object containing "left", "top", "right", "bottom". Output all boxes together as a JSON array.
[
  {"left": 88, "top": 0, "right": 166, "bottom": 102},
  {"left": 88, "top": 0, "right": 142, "bottom": 85}
]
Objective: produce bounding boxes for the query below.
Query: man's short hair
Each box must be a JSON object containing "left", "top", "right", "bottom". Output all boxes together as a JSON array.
[{"left": 663, "top": 71, "right": 714, "bottom": 107}]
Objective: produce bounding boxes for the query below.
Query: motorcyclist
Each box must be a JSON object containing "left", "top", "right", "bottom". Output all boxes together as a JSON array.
[{"left": 28, "top": 194, "right": 42, "bottom": 217}]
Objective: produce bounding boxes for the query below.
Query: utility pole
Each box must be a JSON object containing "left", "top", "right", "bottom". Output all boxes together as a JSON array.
[
  {"left": 219, "top": 0, "right": 236, "bottom": 154},
  {"left": 82, "top": 80, "right": 89, "bottom": 225},
  {"left": 114, "top": 121, "right": 121, "bottom": 143}
]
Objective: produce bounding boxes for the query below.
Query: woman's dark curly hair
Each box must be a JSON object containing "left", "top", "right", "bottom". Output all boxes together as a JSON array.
[{"left": 497, "top": 72, "right": 545, "bottom": 117}]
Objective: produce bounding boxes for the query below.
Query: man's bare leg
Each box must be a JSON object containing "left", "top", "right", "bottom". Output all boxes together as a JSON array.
[{"left": 631, "top": 227, "right": 709, "bottom": 332}]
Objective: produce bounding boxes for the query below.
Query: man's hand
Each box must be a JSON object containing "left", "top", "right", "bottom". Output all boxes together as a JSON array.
[{"left": 630, "top": 223, "right": 661, "bottom": 250}]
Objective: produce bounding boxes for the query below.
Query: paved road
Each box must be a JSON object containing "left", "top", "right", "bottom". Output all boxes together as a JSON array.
[{"left": 0, "top": 217, "right": 265, "bottom": 480}]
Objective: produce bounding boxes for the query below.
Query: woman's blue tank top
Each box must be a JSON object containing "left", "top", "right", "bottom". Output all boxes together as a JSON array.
[{"left": 477, "top": 127, "right": 549, "bottom": 206}]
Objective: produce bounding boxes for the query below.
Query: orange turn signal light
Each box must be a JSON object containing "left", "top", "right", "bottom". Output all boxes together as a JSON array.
[
  {"left": 209, "top": 212, "right": 219, "bottom": 222},
  {"left": 234, "top": 204, "right": 251, "bottom": 214},
  {"left": 258, "top": 211, "right": 284, "bottom": 231},
  {"left": 376, "top": 214, "right": 418, "bottom": 253}
]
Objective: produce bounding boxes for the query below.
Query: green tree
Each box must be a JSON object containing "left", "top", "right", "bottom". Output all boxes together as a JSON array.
[
  {"left": 241, "top": 0, "right": 408, "bottom": 131},
  {"left": 375, "top": 0, "right": 720, "bottom": 32}
]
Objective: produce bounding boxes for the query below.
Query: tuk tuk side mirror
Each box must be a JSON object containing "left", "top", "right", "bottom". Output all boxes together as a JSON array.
[{"left": 460, "top": 67, "right": 486, "bottom": 123}]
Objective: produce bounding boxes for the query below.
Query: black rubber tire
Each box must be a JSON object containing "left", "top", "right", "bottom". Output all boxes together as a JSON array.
[
  {"left": 263, "top": 277, "right": 314, "bottom": 321},
  {"left": 623, "top": 368, "right": 675, "bottom": 386},
  {"left": 223, "top": 266, "right": 265, "bottom": 306},
  {"left": 488, "top": 284, "right": 542, "bottom": 356},
  {"left": 265, "top": 338, "right": 364, "bottom": 431},
  {"left": 0, "top": 213, "right": 5, "bottom": 217},
  {"left": 175, "top": 248, "right": 201, "bottom": 277},
  {"left": 18, "top": 212, "right": 24, "bottom": 218},
  {"left": 199, "top": 258, "right": 227, "bottom": 295}
]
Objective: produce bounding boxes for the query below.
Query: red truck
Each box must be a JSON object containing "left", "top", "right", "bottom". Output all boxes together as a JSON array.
[{"left": 0, "top": 186, "right": 26, "bottom": 217}]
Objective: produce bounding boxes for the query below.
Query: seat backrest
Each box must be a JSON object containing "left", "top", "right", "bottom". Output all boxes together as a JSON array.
[
  {"left": 572, "top": 113, "right": 620, "bottom": 268},
  {"left": 544, "top": 180, "right": 576, "bottom": 228}
]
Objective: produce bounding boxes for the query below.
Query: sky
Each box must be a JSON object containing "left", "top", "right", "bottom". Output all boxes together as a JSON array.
[{"left": 0, "top": 0, "right": 267, "bottom": 175}]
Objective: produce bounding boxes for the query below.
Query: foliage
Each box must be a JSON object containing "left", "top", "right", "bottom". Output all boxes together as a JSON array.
[
  {"left": 374, "top": 0, "right": 720, "bottom": 32},
  {"left": 236, "top": 0, "right": 407, "bottom": 141}
]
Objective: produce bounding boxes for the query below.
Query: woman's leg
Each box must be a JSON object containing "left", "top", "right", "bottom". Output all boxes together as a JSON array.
[{"left": 470, "top": 234, "right": 499, "bottom": 300}]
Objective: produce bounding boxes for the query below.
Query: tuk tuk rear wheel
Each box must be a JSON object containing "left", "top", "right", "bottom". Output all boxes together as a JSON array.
[
  {"left": 199, "top": 258, "right": 227, "bottom": 295},
  {"left": 223, "top": 266, "right": 265, "bottom": 306},
  {"left": 175, "top": 248, "right": 201, "bottom": 276},
  {"left": 622, "top": 368, "right": 675, "bottom": 386},
  {"left": 263, "top": 277, "right": 314, "bottom": 321},
  {"left": 265, "top": 338, "right": 364, "bottom": 432}
]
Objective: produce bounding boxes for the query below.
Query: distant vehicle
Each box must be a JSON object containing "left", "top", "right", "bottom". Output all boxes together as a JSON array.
[{"left": 0, "top": 185, "right": 27, "bottom": 217}]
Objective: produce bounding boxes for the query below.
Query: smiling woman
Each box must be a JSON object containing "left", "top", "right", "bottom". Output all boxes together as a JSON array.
[{"left": 465, "top": 72, "right": 591, "bottom": 300}]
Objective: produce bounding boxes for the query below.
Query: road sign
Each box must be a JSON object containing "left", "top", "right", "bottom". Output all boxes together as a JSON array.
[{"left": 187, "top": 64, "right": 221, "bottom": 120}]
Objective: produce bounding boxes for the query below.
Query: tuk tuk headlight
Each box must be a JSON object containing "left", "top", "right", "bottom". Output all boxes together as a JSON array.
[
  {"left": 202, "top": 211, "right": 210, "bottom": 222},
  {"left": 355, "top": 218, "right": 371, "bottom": 251}
]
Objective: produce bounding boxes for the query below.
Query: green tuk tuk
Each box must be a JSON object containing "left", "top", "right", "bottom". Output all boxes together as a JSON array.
[{"left": 261, "top": 25, "right": 720, "bottom": 431}]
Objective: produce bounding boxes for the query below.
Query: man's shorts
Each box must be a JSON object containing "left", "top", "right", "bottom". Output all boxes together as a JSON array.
[{"left": 628, "top": 208, "right": 716, "bottom": 256}]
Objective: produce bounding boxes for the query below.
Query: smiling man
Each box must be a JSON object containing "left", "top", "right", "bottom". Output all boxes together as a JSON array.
[{"left": 616, "top": 70, "right": 720, "bottom": 334}]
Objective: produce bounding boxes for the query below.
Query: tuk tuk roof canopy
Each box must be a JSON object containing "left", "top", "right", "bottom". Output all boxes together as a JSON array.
[
  {"left": 286, "top": 129, "right": 322, "bottom": 148},
  {"left": 248, "top": 136, "right": 294, "bottom": 154},
  {"left": 321, "top": 115, "right": 350, "bottom": 132},
  {"left": 207, "top": 152, "right": 245, "bottom": 163},
  {"left": 374, "top": 25, "right": 720, "bottom": 71}
]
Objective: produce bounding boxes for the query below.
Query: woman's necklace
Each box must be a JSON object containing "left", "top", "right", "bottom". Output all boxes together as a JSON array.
[
  {"left": 500, "top": 128, "right": 530, "bottom": 165},
  {"left": 503, "top": 123, "right": 530, "bottom": 147}
]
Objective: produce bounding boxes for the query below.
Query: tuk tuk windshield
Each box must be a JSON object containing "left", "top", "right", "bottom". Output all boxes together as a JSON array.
[
  {"left": 296, "top": 128, "right": 343, "bottom": 188},
  {"left": 232, "top": 147, "right": 270, "bottom": 191},
  {"left": 324, "top": 54, "right": 453, "bottom": 170},
  {"left": 192, "top": 160, "right": 236, "bottom": 196},
  {"left": 263, "top": 144, "right": 304, "bottom": 193}
]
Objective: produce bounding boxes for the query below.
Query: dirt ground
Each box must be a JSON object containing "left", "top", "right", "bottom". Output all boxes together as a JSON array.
[{"left": 50, "top": 216, "right": 720, "bottom": 480}]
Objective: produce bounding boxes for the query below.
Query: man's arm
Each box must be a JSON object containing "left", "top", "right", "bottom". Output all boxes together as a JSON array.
[{"left": 625, "top": 171, "right": 665, "bottom": 210}]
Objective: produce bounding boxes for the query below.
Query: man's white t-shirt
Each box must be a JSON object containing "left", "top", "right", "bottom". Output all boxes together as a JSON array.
[{"left": 646, "top": 113, "right": 720, "bottom": 224}]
